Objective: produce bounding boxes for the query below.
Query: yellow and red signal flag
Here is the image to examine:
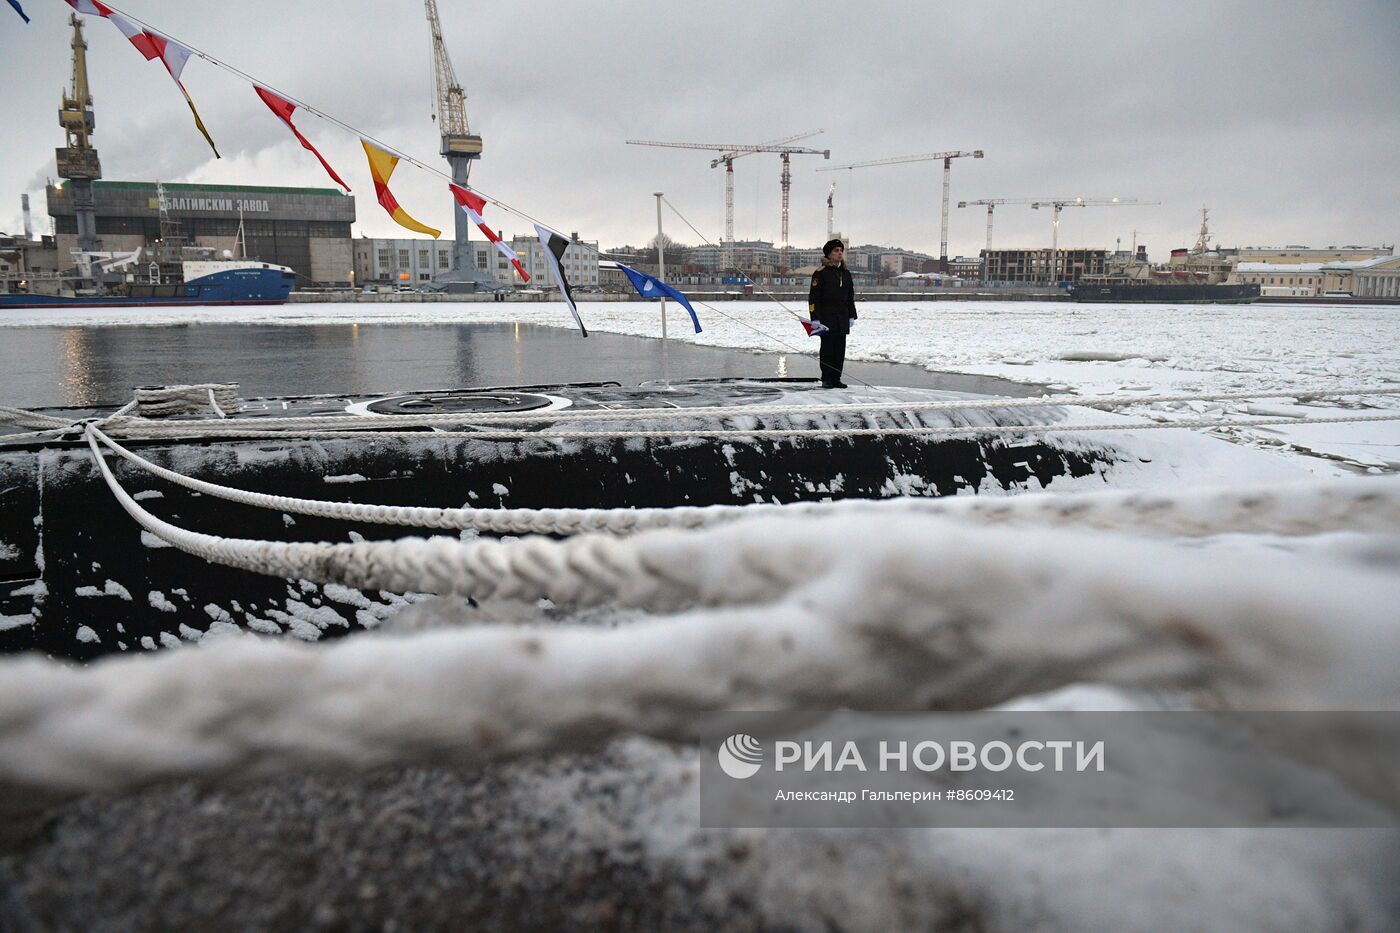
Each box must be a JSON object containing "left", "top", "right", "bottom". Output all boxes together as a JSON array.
[
  {"left": 255, "top": 86, "right": 350, "bottom": 193},
  {"left": 362, "top": 139, "right": 441, "bottom": 238},
  {"left": 62, "top": 1, "right": 220, "bottom": 157},
  {"left": 448, "top": 183, "right": 530, "bottom": 282}
]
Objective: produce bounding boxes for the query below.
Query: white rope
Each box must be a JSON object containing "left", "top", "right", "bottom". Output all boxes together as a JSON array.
[
  {"left": 3, "top": 505, "right": 1398, "bottom": 799},
  {"left": 90, "top": 384, "right": 1400, "bottom": 437},
  {"left": 89, "top": 425, "right": 1400, "bottom": 538},
  {"left": 0, "top": 428, "right": 67, "bottom": 445},
  {"left": 86, "top": 426, "right": 1400, "bottom": 600},
  {"left": 0, "top": 404, "right": 70, "bottom": 429},
  {"left": 132, "top": 383, "right": 240, "bottom": 418},
  {"left": 89, "top": 411, "right": 1400, "bottom": 444}
]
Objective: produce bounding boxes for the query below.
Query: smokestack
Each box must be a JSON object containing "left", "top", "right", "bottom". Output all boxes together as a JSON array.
[{"left": 21, "top": 194, "right": 33, "bottom": 241}]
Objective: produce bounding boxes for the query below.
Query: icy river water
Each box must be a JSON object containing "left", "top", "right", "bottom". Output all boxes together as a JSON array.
[{"left": 0, "top": 321, "right": 1039, "bottom": 408}]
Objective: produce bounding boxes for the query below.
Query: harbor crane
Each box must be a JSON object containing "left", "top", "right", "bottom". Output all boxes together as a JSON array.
[
  {"left": 626, "top": 136, "right": 830, "bottom": 264},
  {"left": 1031, "top": 197, "right": 1155, "bottom": 282},
  {"left": 818, "top": 149, "right": 983, "bottom": 271},
  {"left": 57, "top": 13, "right": 102, "bottom": 255},
  {"left": 424, "top": 0, "right": 485, "bottom": 286}
]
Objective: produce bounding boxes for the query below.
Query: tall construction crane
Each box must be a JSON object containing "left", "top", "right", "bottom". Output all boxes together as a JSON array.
[
  {"left": 706, "top": 130, "right": 822, "bottom": 245},
  {"left": 818, "top": 149, "right": 983, "bottom": 271},
  {"left": 57, "top": 13, "right": 102, "bottom": 256},
  {"left": 626, "top": 137, "right": 830, "bottom": 264},
  {"left": 425, "top": 0, "right": 484, "bottom": 287},
  {"left": 956, "top": 198, "right": 1070, "bottom": 255},
  {"left": 1031, "top": 197, "right": 1155, "bottom": 282}
]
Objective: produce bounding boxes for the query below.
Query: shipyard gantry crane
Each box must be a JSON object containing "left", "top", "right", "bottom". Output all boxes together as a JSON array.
[
  {"left": 425, "top": 0, "right": 484, "bottom": 286},
  {"left": 1031, "top": 197, "right": 1155, "bottom": 282},
  {"left": 57, "top": 13, "right": 101, "bottom": 256},
  {"left": 626, "top": 135, "right": 830, "bottom": 265},
  {"left": 818, "top": 149, "right": 983, "bottom": 271}
]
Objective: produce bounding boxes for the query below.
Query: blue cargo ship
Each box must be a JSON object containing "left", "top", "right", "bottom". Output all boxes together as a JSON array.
[{"left": 0, "top": 255, "right": 295, "bottom": 309}]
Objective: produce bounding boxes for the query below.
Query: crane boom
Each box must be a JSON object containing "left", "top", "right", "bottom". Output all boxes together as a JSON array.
[
  {"left": 817, "top": 148, "right": 984, "bottom": 271},
  {"left": 627, "top": 139, "right": 829, "bottom": 157},
  {"left": 628, "top": 137, "right": 831, "bottom": 258},
  {"left": 816, "top": 149, "right": 983, "bottom": 172},
  {"left": 1029, "top": 198, "right": 1157, "bottom": 283},
  {"left": 425, "top": 0, "right": 481, "bottom": 158},
  {"left": 957, "top": 197, "right": 1077, "bottom": 260}
]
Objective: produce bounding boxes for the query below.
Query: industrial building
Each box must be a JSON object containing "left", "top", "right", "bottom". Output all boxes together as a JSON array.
[
  {"left": 47, "top": 181, "right": 356, "bottom": 286},
  {"left": 982, "top": 248, "right": 1108, "bottom": 284},
  {"left": 354, "top": 234, "right": 600, "bottom": 289}
]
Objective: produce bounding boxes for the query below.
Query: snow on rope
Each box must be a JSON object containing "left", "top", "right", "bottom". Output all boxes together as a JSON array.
[
  {"left": 88, "top": 425, "right": 1400, "bottom": 538},
  {"left": 87, "top": 383, "right": 1400, "bottom": 438},
  {"left": 132, "top": 383, "right": 240, "bottom": 418},
  {"left": 120, "top": 412, "right": 1400, "bottom": 443},
  {"left": 84, "top": 425, "right": 1400, "bottom": 591},
  {"left": 2, "top": 500, "right": 1398, "bottom": 801}
]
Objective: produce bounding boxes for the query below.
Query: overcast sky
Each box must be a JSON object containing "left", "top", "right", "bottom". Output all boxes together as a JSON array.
[{"left": 2, "top": 0, "right": 1397, "bottom": 260}]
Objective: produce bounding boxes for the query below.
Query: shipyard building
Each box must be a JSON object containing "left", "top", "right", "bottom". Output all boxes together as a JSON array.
[
  {"left": 47, "top": 181, "right": 356, "bottom": 286},
  {"left": 354, "top": 235, "right": 601, "bottom": 288}
]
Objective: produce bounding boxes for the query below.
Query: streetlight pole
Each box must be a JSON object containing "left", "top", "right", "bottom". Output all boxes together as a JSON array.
[{"left": 654, "top": 192, "right": 667, "bottom": 341}]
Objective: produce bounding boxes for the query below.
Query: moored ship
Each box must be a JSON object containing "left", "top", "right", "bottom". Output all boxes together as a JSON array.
[
  {"left": 0, "top": 250, "right": 296, "bottom": 309},
  {"left": 1069, "top": 281, "right": 1260, "bottom": 304}
]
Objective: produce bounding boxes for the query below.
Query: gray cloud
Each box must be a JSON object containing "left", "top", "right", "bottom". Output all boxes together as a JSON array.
[{"left": 2, "top": 0, "right": 1396, "bottom": 258}]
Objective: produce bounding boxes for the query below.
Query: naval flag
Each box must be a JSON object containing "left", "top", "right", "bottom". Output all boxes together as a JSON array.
[
  {"left": 534, "top": 224, "right": 586, "bottom": 336},
  {"left": 255, "top": 86, "right": 350, "bottom": 192},
  {"left": 799, "top": 318, "right": 829, "bottom": 337},
  {"left": 614, "top": 263, "right": 702, "bottom": 333},
  {"left": 448, "top": 184, "right": 530, "bottom": 282},
  {"left": 7, "top": 0, "right": 29, "bottom": 23},
  {"left": 362, "top": 139, "right": 440, "bottom": 238}
]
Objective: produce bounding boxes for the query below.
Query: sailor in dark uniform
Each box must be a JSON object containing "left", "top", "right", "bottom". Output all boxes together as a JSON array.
[{"left": 808, "top": 238, "right": 858, "bottom": 388}]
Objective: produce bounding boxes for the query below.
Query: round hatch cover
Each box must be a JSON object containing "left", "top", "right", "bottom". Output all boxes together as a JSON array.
[{"left": 364, "top": 391, "right": 556, "bottom": 416}]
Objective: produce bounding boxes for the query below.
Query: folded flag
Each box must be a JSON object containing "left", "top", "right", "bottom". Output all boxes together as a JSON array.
[
  {"left": 614, "top": 262, "right": 702, "bottom": 334},
  {"left": 7, "top": 0, "right": 29, "bottom": 23},
  {"left": 534, "top": 224, "right": 586, "bottom": 337},
  {"left": 448, "top": 183, "right": 530, "bottom": 282},
  {"left": 256, "top": 86, "right": 350, "bottom": 192},
  {"left": 800, "top": 318, "right": 829, "bottom": 337},
  {"left": 362, "top": 139, "right": 440, "bottom": 238}
]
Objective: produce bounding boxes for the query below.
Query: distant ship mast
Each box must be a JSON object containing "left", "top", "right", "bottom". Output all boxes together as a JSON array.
[{"left": 1192, "top": 206, "right": 1212, "bottom": 254}]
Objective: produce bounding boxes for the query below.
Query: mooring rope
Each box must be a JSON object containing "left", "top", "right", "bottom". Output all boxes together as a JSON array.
[
  {"left": 3, "top": 497, "right": 1398, "bottom": 800},
  {"left": 85, "top": 425, "right": 1400, "bottom": 587},
  {"left": 4, "top": 385, "right": 1398, "bottom": 446},
  {"left": 85, "top": 424, "right": 1400, "bottom": 537},
  {"left": 78, "top": 411, "right": 1400, "bottom": 445},
  {"left": 91, "top": 384, "right": 1400, "bottom": 436}
]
